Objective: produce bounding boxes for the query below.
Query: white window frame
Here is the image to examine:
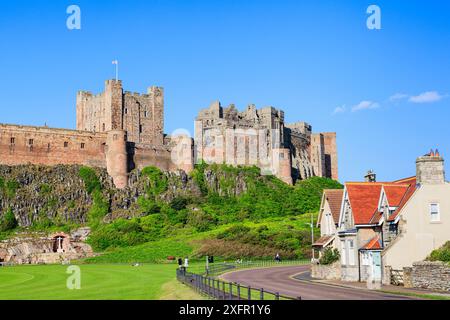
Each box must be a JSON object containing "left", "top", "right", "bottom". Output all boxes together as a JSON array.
[
  {"left": 348, "top": 239, "right": 356, "bottom": 266},
  {"left": 340, "top": 240, "right": 347, "bottom": 265},
  {"left": 430, "top": 203, "right": 440, "bottom": 222}
]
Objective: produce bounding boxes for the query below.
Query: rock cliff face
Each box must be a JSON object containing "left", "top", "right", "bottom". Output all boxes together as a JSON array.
[{"left": 0, "top": 164, "right": 251, "bottom": 228}]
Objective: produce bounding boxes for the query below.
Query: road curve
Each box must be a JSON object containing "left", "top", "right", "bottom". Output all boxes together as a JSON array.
[{"left": 221, "top": 265, "right": 416, "bottom": 300}]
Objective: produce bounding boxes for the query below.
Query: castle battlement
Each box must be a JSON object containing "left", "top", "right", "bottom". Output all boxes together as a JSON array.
[{"left": 0, "top": 80, "right": 194, "bottom": 189}]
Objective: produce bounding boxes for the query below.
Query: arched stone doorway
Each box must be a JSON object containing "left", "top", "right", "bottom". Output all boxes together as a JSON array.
[{"left": 53, "top": 236, "right": 65, "bottom": 253}]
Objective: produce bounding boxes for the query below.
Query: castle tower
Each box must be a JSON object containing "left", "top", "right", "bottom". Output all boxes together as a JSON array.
[
  {"left": 272, "top": 148, "right": 293, "bottom": 185},
  {"left": 106, "top": 130, "right": 128, "bottom": 189}
]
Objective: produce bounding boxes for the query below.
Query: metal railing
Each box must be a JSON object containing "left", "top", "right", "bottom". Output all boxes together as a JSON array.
[
  {"left": 206, "top": 259, "right": 310, "bottom": 276},
  {"left": 177, "top": 268, "right": 300, "bottom": 300}
]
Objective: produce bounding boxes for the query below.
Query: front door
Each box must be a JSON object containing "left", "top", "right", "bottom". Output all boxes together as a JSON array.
[{"left": 371, "top": 251, "right": 382, "bottom": 281}]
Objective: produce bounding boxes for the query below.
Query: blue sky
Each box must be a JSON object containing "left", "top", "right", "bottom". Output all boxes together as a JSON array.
[{"left": 0, "top": 0, "right": 449, "bottom": 182}]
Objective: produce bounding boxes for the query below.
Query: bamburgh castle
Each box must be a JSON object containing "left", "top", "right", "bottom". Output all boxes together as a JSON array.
[
  {"left": 0, "top": 79, "right": 337, "bottom": 188},
  {"left": 195, "top": 102, "right": 338, "bottom": 184}
]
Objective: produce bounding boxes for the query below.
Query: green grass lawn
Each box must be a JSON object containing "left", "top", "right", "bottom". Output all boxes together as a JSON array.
[{"left": 0, "top": 264, "right": 204, "bottom": 300}]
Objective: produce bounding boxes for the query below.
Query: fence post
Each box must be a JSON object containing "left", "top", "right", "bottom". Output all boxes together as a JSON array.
[
  {"left": 260, "top": 288, "right": 264, "bottom": 300},
  {"left": 248, "top": 286, "right": 251, "bottom": 300},
  {"left": 222, "top": 281, "right": 226, "bottom": 300},
  {"left": 237, "top": 284, "right": 241, "bottom": 300},
  {"left": 229, "top": 283, "right": 233, "bottom": 300},
  {"left": 275, "top": 292, "right": 280, "bottom": 300}
]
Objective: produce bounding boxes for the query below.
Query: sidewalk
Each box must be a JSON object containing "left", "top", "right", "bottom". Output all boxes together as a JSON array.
[{"left": 294, "top": 271, "right": 450, "bottom": 299}]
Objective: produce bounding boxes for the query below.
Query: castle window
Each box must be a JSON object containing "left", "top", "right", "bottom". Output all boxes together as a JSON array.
[
  {"left": 125, "top": 108, "right": 128, "bottom": 114},
  {"left": 139, "top": 125, "right": 143, "bottom": 134},
  {"left": 81, "top": 143, "right": 85, "bottom": 149},
  {"left": 28, "top": 139, "right": 34, "bottom": 145},
  {"left": 10, "top": 137, "right": 15, "bottom": 144},
  {"left": 102, "top": 123, "right": 105, "bottom": 132},
  {"left": 64, "top": 142, "right": 68, "bottom": 148},
  {"left": 144, "top": 111, "right": 148, "bottom": 117}
]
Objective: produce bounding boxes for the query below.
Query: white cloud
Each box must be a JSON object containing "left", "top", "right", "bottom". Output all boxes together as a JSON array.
[
  {"left": 333, "top": 105, "right": 346, "bottom": 114},
  {"left": 409, "top": 91, "right": 444, "bottom": 104},
  {"left": 351, "top": 101, "right": 380, "bottom": 112},
  {"left": 389, "top": 93, "right": 409, "bottom": 102}
]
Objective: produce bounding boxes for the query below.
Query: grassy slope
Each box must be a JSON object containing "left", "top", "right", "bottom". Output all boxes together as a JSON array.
[
  {"left": 0, "top": 264, "right": 204, "bottom": 300},
  {"left": 83, "top": 214, "right": 318, "bottom": 264}
]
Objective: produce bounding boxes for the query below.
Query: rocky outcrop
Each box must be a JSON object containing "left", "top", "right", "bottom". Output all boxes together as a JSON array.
[
  {"left": 0, "top": 164, "right": 254, "bottom": 228},
  {"left": 0, "top": 228, "right": 94, "bottom": 264}
]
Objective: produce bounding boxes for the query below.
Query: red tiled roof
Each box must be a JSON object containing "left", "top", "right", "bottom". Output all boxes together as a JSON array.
[
  {"left": 323, "top": 189, "right": 344, "bottom": 223},
  {"left": 383, "top": 184, "right": 410, "bottom": 207},
  {"left": 346, "top": 183, "right": 384, "bottom": 225},
  {"left": 387, "top": 184, "right": 417, "bottom": 222},
  {"left": 361, "top": 235, "right": 382, "bottom": 250},
  {"left": 392, "top": 176, "right": 416, "bottom": 185}
]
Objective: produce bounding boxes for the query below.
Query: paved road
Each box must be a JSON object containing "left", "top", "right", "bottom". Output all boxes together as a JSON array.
[{"left": 221, "top": 265, "right": 417, "bottom": 300}]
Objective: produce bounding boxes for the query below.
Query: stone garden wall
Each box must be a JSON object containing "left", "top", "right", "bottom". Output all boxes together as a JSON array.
[
  {"left": 407, "top": 261, "right": 450, "bottom": 292},
  {"left": 311, "top": 261, "right": 341, "bottom": 280}
]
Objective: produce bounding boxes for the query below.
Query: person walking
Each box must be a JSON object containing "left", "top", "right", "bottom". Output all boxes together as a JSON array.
[
  {"left": 184, "top": 257, "right": 189, "bottom": 268},
  {"left": 177, "top": 258, "right": 183, "bottom": 270}
]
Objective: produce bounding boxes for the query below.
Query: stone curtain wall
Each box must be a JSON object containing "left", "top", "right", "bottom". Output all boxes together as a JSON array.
[
  {"left": 311, "top": 261, "right": 341, "bottom": 280},
  {"left": 0, "top": 124, "right": 107, "bottom": 168},
  {"left": 408, "top": 261, "right": 450, "bottom": 292}
]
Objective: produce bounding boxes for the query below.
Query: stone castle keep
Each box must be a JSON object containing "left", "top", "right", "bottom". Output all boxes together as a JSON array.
[
  {"left": 0, "top": 80, "right": 337, "bottom": 187},
  {"left": 195, "top": 102, "right": 338, "bottom": 184}
]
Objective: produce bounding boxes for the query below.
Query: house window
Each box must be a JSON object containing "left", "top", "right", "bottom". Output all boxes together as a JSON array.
[
  {"left": 81, "top": 143, "right": 85, "bottom": 149},
  {"left": 348, "top": 239, "right": 355, "bottom": 266},
  {"left": 361, "top": 252, "right": 369, "bottom": 266},
  {"left": 10, "top": 137, "right": 15, "bottom": 144},
  {"left": 340, "top": 240, "right": 347, "bottom": 265},
  {"left": 430, "top": 203, "right": 440, "bottom": 222},
  {"left": 64, "top": 142, "right": 68, "bottom": 148}
]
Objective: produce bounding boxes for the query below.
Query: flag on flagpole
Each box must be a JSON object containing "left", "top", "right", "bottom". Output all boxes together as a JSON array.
[{"left": 112, "top": 60, "right": 119, "bottom": 80}]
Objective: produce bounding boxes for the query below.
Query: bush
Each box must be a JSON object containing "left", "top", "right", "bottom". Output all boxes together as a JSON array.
[
  {"left": 319, "top": 247, "right": 340, "bottom": 265},
  {"left": 87, "top": 190, "right": 110, "bottom": 226},
  {"left": 137, "top": 196, "right": 161, "bottom": 215},
  {"left": 427, "top": 242, "right": 450, "bottom": 262},
  {"left": 79, "top": 167, "right": 102, "bottom": 194},
  {"left": 187, "top": 210, "right": 216, "bottom": 232},
  {"left": 0, "top": 208, "right": 18, "bottom": 232},
  {"left": 170, "top": 196, "right": 189, "bottom": 211},
  {"left": 141, "top": 166, "right": 168, "bottom": 198},
  {"left": 87, "top": 218, "right": 146, "bottom": 251},
  {"left": 5, "top": 180, "right": 19, "bottom": 199}
]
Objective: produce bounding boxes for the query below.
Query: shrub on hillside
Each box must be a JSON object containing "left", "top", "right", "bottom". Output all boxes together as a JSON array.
[
  {"left": 141, "top": 166, "right": 168, "bottom": 198},
  {"left": 87, "top": 218, "right": 147, "bottom": 251},
  {"left": 187, "top": 210, "right": 216, "bottom": 232},
  {"left": 79, "top": 167, "right": 102, "bottom": 194},
  {"left": 0, "top": 208, "right": 18, "bottom": 232}
]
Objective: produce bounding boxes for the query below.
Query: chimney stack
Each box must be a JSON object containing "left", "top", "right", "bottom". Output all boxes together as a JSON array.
[
  {"left": 416, "top": 149, "right": 445, "bottom": 185},
  {"left": 365, "top": 170, "right": 377, "bottom": 182}
]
